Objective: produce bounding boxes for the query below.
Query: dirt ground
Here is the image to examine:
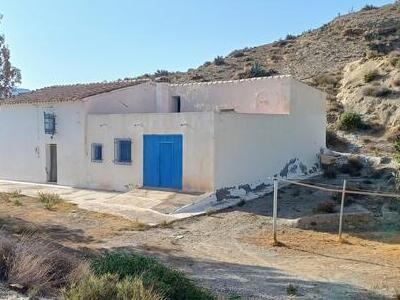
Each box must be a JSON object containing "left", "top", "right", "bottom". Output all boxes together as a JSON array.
[
  {"left": 0, "top": 182, "right": 399, "bottom": 299},
  {"left": 0, "top": 193, "right": 149, "bottom": 248}
]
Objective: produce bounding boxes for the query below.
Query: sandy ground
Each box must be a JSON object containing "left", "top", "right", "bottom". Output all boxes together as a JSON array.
[
  {"left": 0, "top": 182, "right": 399, "bottom": 299},
  {"left": 102, "top": 210, "right": 399, "bottom": 300}
]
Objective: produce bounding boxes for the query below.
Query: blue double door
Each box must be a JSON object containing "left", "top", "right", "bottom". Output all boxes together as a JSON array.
[{"left": 143, "top": 135, "right": 183, "bottom": 190}]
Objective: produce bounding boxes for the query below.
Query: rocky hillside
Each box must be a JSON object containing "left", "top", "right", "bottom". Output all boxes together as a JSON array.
[{"left": 140, "top": 2, "right": 400, "bottom": 156}]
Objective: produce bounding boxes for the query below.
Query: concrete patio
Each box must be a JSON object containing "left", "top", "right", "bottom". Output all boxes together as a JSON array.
[{"left": 0, "top": 180, "right": 204, "bottom": 225}]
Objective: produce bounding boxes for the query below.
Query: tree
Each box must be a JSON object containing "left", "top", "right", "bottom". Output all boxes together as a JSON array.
[{"left": 0, "top": 14, "right": 21, "bottom": 98}]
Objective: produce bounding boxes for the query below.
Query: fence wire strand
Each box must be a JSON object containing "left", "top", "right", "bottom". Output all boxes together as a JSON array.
[{"left": 276, "top": 177, "right": 400, "bottom": 199}]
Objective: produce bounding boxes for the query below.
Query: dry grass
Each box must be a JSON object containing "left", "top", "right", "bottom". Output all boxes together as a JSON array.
[
  {"left": 62, "top": 274, "right": 165, "bottom": 300},
  {"left": 38, "top": 192, "right": 62, "bottom": 210},
  {"left": 0, "top": 194, "right": 150, "bottom": 248},
  {"left": 0, "top": 232, "right": 89, "bottom": 297},
  {"left": 363, "top": 85, "right": 392, "bottom": 97},
  {"left": 241, "top": 228, "right": 400, "bottom": 264}
]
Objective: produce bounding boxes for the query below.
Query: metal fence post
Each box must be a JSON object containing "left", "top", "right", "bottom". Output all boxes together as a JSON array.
[
  {"left": 338, "top": 179, "right": 347, "bottom": 242},
  {"left": 273, "top": 177, "right": 278, "bottom": 245}
]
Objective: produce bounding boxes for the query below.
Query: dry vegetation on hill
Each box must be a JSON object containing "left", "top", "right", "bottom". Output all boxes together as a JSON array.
[{"left": 138, "top": 2, "right": 400, "bottom": 156}]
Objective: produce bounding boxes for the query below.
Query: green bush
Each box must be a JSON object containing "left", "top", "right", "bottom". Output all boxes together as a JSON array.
[
  {"left": 62, "top": 274, "right": 165, "bottom": 300},
  {"left": 338, "top": 112, "right": 363, "bottom": 131},
  {"left": 364, "top": 70, "right": 379, "bottom": 83},
  {"left": 91, "top": 253, "right": 214, "bottom": 300}
]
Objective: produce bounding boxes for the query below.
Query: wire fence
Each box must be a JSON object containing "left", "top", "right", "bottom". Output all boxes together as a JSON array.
[{"left": 271, "top": 176, "right": 400, "bottom": 244}]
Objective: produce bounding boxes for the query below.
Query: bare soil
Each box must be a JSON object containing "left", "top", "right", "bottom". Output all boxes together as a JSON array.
[
  {"left": 0, "top": 193, "right": 149, "bottom": 248},
  {"left": 0, "top": 185, "right": 399, "bottom": 299}
]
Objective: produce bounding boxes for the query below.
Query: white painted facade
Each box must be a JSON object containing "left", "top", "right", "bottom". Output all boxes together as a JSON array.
[{"left": 0, "top": 76, "right": 326, "bottom": 193}]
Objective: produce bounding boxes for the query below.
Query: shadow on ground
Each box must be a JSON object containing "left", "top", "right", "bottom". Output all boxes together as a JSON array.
[
  {"left": 223, "top": 176, "right": 400, "bottom": 244},
  {"left": 0, "top": 216, "right": 94, "bottom": 244},
  {"left": 87, "top": 245, "right": 391, "bottom": 300}
]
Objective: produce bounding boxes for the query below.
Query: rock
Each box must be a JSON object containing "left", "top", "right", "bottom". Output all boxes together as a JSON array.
[{"left": 8, "top": 283, "right": 26, "bottom": 293}]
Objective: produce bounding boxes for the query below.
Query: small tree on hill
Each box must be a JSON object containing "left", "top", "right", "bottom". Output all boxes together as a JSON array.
[{"left": 0, "top": 14, "right": 21, "bottom": 99}]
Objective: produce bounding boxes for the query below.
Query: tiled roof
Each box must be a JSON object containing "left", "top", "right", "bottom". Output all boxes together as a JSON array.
[
  {"left": 169, "top": 75, "right": 292, "bottom": 86},
  {"left": 1, "top": 79, "right": 149, "bottom": 105}
]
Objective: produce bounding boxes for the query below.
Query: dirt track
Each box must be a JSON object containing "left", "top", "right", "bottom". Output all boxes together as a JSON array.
[
  {"left": 0, "top": 190, "right": 399, "bottom": 299},
  {"left": 103, "top": 208, "right": 399, "bottom": 299}
]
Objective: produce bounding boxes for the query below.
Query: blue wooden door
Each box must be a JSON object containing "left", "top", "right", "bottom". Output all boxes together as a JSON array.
[{"left": 143, "top": 135, "right": 182, "bottom": 189}]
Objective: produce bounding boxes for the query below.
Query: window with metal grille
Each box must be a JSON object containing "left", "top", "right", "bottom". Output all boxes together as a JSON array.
[
  {"left": 91, "top": 143, "right": 103, "bottom": 162},
  {"left": 44, "top": 112, "right": 56, "bottom": 135},
  {"left": 114, "top": 139, "right": 132, "bottom": 164}
]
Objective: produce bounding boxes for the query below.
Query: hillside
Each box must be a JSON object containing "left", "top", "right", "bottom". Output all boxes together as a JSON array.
[{"left": 142, "top": 2, "right": 400, "bottom": 156}]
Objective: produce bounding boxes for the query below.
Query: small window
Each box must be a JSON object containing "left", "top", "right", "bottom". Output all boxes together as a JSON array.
[
  {"left": 44, "top": 112, "right": 56, "bottom": 135},
  {"left": 172, "top": 96, "right": 181, "bottom": 113},
  {"left": 114, "top": 139, "right": 132, "bottom": 164},
  {"left": 91, "top": 143, "right": 103, "bottom": 162}
]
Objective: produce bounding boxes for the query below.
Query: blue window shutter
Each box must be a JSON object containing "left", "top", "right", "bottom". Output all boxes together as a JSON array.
[
  {"left": 91, "top": 143, "right": 103, "bottom": 162},
  {"left": 114, "top": 139, "right": 132, "bottom": 164},
  {"left": 44, "top": 112, "right": 56, "bottom": 135}
]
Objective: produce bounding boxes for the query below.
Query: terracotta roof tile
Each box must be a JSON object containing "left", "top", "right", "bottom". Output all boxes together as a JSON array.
[{"left": 1, "top": 80, "right": 149, "bottom": 105}]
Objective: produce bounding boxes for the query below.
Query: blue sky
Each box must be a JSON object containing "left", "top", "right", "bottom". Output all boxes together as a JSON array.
[{"left": 0, "top": 0, "right": 393, "bottom": 90}]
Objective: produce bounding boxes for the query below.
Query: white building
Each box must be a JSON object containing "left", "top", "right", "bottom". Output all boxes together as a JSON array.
[{"left": 0, "top": 76, "right": 326, "bottom": 193}]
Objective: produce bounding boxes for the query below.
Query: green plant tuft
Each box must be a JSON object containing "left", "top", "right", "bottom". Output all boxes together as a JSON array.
[
  {"left": 38, "top": 192, "right": 61, "bottom": 210},
  {"left": 286, "top": 284, "right": 298, "bottom": 296},
  {"left": 338, "top": 112, "right": 363, "bottom": 131},
  {"left": 91, "top": 253, "right": 215, "bottom": 300}
]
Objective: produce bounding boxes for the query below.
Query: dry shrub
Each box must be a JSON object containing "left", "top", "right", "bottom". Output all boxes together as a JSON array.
[
  {"left": 0, "top": 231, "right": 88, "bottom": 297},
  {"left": 364, "top": 69, "right": 379, "bottom": 83},
  {"left": 214, "top": 56, "right": 225, "bottom": 66},
  {"left": 339, "top": 156, "right": 363, "bottom": 176},
  {"left": 314, "top": 201, "right": 336, "bottom": 214},
  {"left": 62, "top": 274, "right": 165, "bottom": 300},
  {"left": 363, "top": 85, "right": 392, "bottom": 97},
  {"left": 388, "top": 51, "right": 400, "bottom": 67},
  {"left": 313, "top": 74, "right": 338, "bottom": 87}
]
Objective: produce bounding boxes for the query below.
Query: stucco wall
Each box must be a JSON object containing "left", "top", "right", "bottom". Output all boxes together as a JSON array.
[
  {"left": 85, "top": 82, "right": 157, "bottom": 114},
  {"left": 0, "top": 102, "right": 86, "bottom": 186},
  {"left": 165, "top": 76, "right": 291, "bottom": 114},
  {"left": 213, "top": 79, "right": 326, "bottom": 189},
  {"left": 84, "top": 112, "right": 215, "bottom": 192}
]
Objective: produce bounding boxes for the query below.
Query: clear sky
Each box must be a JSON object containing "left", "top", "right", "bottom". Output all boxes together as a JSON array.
[{"left": 0, "top": 0, "right": 394, "bottom": 90}]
